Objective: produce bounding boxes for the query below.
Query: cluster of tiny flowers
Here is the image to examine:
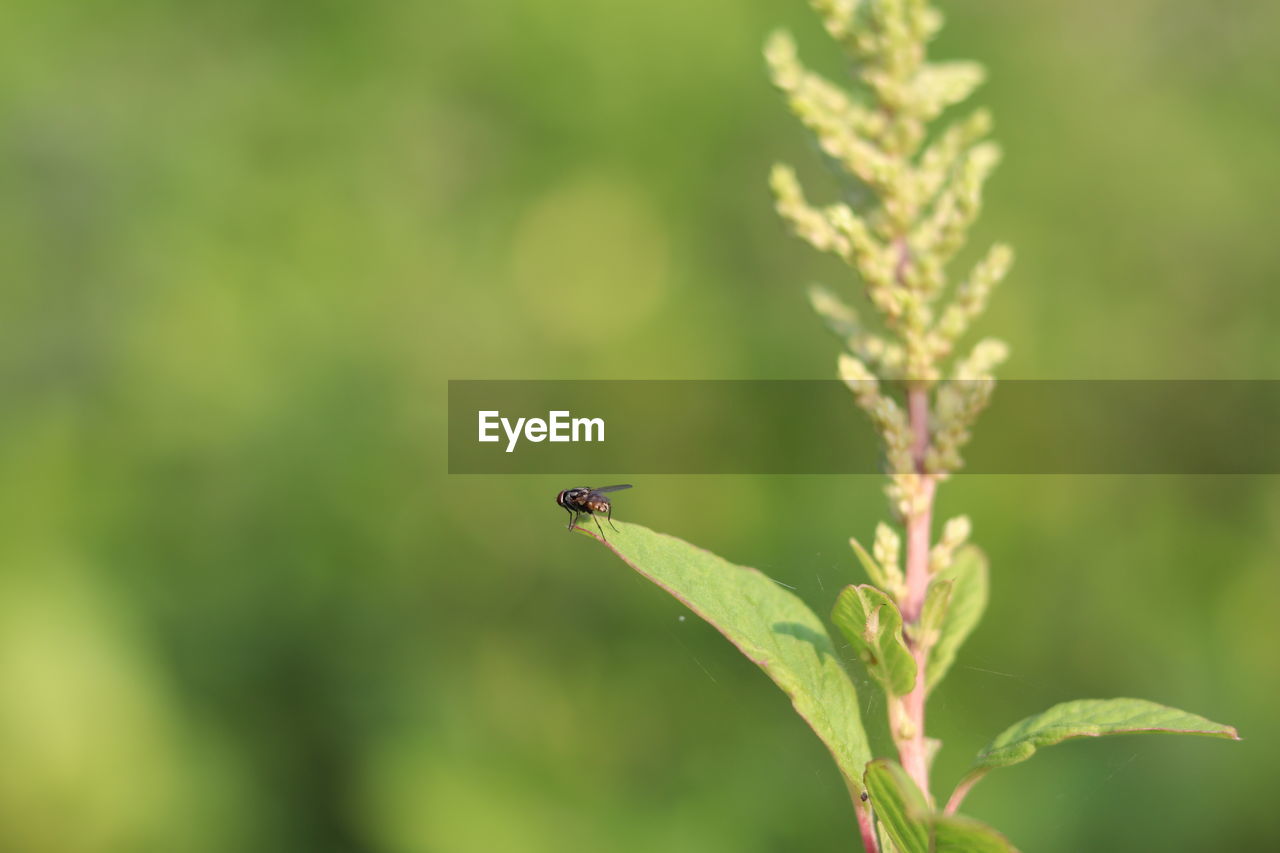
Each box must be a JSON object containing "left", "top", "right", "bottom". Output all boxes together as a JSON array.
[
  {"left": 849, "top": 521, "right": 906, "bottom": 601},
  {"left": 769, "top": 0, "right": 1011, "bottom": 498},
  {"left": 928, "top": 515, "right": 972, "bottom": 573}
]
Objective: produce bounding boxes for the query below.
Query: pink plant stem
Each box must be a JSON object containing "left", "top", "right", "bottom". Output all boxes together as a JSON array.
[
  {"left": 896, "top": 386, "right": 936, "bottom": 800},
  {"left": 854, "top": 790, "right": 880, "bottom": 853},
  {"left": 902, "top": 388, "right": 934, "bottom": 621},
  {"left": 944, "top": 771, "right": 986, "bottom": 815}
]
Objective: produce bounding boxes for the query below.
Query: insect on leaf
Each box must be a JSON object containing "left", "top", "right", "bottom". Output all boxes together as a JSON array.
[{"left": 580, "top": 520, "right": 873, "bottom": 795}]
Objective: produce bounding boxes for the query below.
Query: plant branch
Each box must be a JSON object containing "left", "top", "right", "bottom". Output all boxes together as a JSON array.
[
  {"left": 944, "top": 770, "right": 988, "bottom": 815},
  {"left": 770, "top": 0, "right": 1007, "bottom": 837}
]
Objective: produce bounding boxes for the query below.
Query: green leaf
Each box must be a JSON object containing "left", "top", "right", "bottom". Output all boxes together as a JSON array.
[
  {"left": 832, "top": 584, "right": 917, "bottom": 695},
  {"left": 581, "top": 520, "right": 871, "bottom": 792},
  {"left": 863, "top": 759, "right": 1018, "bottom": 853},
  {"left": 918, "top": 577, "right": 952, "bottom": 644},
  {"left": 849, "top": 533, "right": 887, "bottom": 586},
  {"left": 926, "top": 544, "right": 987, "bottom": 693},
  {"left": 863, "top": 760, "right": 930, "bottom": 853},
  {"left": 970, "top": 697, "right": 1241, "bottom": 773},
  {"left": 933, "top": 814, "right": 1019, "bottom": 852}
]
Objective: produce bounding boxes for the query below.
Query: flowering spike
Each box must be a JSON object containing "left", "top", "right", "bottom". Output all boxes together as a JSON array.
[{"left": 770, "top": 0, "right": 1009, "bottom": 492}]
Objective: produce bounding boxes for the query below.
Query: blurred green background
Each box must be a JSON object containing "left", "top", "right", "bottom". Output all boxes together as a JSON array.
[{"left": 2, "top": 0, "right": 1277, "bottom": 850}]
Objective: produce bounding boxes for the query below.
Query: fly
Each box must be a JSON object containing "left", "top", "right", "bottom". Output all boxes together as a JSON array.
[{"left": 555, "top": 484, "right": 632, "bottom": 540}]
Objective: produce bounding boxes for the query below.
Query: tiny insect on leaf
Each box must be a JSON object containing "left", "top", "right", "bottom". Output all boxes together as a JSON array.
[{"left": 555, "top": 485, "right": 633, "bottom": 540}]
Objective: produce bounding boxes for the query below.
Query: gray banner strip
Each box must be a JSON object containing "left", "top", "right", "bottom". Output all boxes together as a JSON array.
[{"left": 448, "top": 380, "right": 1280, "bottom": 474}]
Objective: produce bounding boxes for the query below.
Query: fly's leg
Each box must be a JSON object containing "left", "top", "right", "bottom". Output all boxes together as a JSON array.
[
  {"left": 607, "top": 503, "right": 618, "bottom": 532},
  {"left": 591, "top": 513, "right": 607, "bottom": 540},
  {"left": 564, "top": 507, "right": 578, "bottom": 531}
]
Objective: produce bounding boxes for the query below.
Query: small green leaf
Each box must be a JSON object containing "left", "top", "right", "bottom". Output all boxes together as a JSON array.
[
  {"left": 832, "top": 584, "right": 917, "bottom": 695},
  {"left": 926, "top": 545, "right": 987, "bottom": 693},
  {"left": 970, "top": 697, "right": 1241, "bottom": 773},
  {"left": 863, "top": 760, "right": 930, "bottom": 853},
  {"left": 917, "top": 577, "right": 953, "bottom": 645},
  {"left": 933, "top": 814, "right": 1019, "bottom": 852},
  {"left": 582, "top": 521, "right": 872, "bottom": 793}
]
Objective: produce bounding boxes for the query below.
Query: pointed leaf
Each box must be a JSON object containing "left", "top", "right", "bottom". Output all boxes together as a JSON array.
[
  {"left": 970, "top": 697, "right": 1240, "bottom": 773},
  {"left": 581, "top": 520, "right": 871, "bottom": 792},
  {"left": 926, "top": 545, "right": 987, "bottom": 693},
  {"left": 863, "top": 760, "right": 930, "bottom": 853},
  {"left": 832, "top": 584, "right": 917, "bottom": 695}
]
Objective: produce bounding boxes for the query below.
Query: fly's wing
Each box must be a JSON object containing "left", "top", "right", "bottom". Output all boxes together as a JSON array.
[{"left": 592, "top": 484, "right": 633, "bottom": 493}]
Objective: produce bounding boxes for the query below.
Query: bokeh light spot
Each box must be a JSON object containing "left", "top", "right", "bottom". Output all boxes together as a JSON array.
[{"left": 510, "top": 172, "right": 669, "bottom": 343}]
